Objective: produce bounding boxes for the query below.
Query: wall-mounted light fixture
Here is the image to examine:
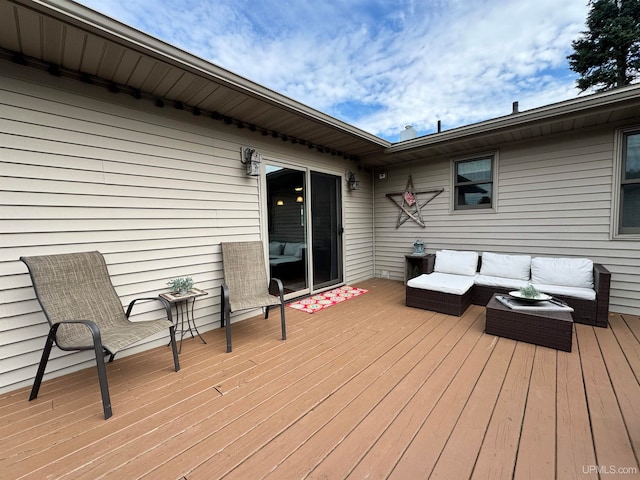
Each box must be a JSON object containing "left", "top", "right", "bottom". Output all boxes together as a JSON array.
[
  {"left": 276, "top": 199, "right": 284, "bottom": 206},
  {"left": 346, "top": 171, "right": 360, "bottom": 191},
  {"left": 240, "top": 146, "right": 261, "bottom": 176},
  {"left": 296, "top": 196, "right": 303, "bottom": 203}
]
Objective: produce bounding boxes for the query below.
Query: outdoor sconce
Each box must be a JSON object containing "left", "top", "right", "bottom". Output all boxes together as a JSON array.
[
  {"left": 346, "top": 171, "right": 360, "bottom": 191},
  {"left": 240, "top": 146, "right": 261, "bottom": 176}
]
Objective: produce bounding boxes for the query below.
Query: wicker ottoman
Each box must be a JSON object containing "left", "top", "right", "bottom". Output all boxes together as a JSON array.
[
  {"left": 485, "top": 294, "right": 573, "bottom": 352},
  {"left": 406, "top": 272, "right": 475, "bottom": 316}
]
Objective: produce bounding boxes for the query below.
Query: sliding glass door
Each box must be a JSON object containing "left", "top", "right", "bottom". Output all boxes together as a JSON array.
[
  {"left": 311, "top": 171, "right": 343, "bottom": 290},
  {"left": 265, "top": 165, "right": 308, "bottom": 296},
  {"left": 264, "top": 164, "right": 343, "bottom": 298}
]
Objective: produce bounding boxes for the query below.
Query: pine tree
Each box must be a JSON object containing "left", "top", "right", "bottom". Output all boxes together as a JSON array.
[{"left": 568, "top": 0, "right": 640, "bottom": 92}]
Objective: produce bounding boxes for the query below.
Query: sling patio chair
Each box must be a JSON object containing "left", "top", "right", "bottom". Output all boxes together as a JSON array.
[
  {"left": 220, "top": 241, "right": 287, "bottom": 353},
  {"left": 21, "top": 251, "right": 180, "bottom": 420}
]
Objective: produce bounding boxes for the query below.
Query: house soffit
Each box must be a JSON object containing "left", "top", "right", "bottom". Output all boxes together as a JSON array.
[
  {"left": 0, "top": 0, "right": 389, "bottom": 164},
  {"left": 2, "top": 0, "right": 640, "bottom": 169}
]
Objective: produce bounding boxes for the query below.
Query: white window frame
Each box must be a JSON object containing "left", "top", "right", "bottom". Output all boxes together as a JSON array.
[
  {"left": 451, "top": 152, "right": 498, "bottom": 213},
  {"left": 612, "top": 127, "right": 640, "bottom": 238}
]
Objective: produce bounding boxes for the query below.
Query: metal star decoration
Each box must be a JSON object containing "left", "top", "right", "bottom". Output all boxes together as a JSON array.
[{"left": 386, "top": 175, "right": 443, "bottom": 229}]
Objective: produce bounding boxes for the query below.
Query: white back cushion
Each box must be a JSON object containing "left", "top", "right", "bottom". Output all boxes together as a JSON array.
[
  {"left": 269, "top": 241, "right": 283, "bottom": 256},
  {"left": 531, "top": 257, "right": 594, "bottom": 289},
  {"left": 283, "top": 242, "right": 304, "bottom": 258},
  {"left": 480, "top": 252, "right": 531, "bottom": 280},
  {"left": 434, "top": 250, "right": 479, "bottom": 276}
]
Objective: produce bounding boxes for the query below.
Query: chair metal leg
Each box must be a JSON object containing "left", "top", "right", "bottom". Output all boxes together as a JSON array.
[
  {"left": 169, "top": 325, "right": 180, "bottom": 372},
  {"left": 86, "top": 325, "right": 112, "bottom": 420},
  {"left": 272, "top": 278, "right": 286, "bottom": 341},
  {"left": 280, "top": 302, "right": 286, "bottom": 340},
  {"left": 221, "top": 284, "right": 232, "bottom": 352},
  {"left": 29, "top": 324, "right": 59, "bottom": 401},
  {"left": 94, "top": 343, "right": 112, "bottom": 420},
  {"left": 220, "top": 284, "right": 226, "bottom": 328},
  {"left": 225, "top": 308, "right": 232, "bottom": 353}
]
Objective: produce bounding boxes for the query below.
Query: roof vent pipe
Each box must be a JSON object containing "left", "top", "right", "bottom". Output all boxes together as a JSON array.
[
  {"left": 400, "top": 125, "right": 418, "bottom": 141},
  {"left": 437, "top": 120, "right": 442, "bottom": 133},
  {"left": 512, "top": 101, "right": 519, "bottom": 114}
]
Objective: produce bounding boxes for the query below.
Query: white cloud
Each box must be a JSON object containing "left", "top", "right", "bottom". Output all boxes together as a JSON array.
[{"left": 77, "top": 0, "right": 589, "bottom": 141}]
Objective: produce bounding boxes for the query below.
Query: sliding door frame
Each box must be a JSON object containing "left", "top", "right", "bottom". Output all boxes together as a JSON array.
[{"left": 259, "top": 157, "right": 346, "bottom": 299}]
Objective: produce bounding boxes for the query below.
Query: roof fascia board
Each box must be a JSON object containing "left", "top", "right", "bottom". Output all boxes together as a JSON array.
[{"left": 386, "top": 83, "right": 640, "bottom": 153}]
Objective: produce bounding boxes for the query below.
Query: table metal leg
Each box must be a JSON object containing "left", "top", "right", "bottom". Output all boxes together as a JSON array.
[
  {"left": 173, "top": 298, "right": 206, "bottom": 353},
  {"left": 187, "top": 297, "right": 207, "bottom": 345}
]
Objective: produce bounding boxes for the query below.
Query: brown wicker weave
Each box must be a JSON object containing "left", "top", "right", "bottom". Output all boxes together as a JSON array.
[
  {"left": 485, "top": 294, "right": 573, "bottom": 352},
  {"left": 406, "top": 285, "right": 472, "bottom": 316},
  {"left": 220, "top": 241, "right": 286, "bottom": 353},
  {"left": 21, "top": 251, "right": 180, "bottom": 419}
]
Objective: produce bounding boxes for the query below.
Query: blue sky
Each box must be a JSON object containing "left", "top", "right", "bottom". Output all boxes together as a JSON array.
[{"left": 76, "top": 0, "right": 590, "bottom": 142}]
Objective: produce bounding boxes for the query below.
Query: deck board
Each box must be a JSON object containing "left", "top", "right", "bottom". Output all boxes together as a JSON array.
[
  {"left": 347, "top": 311, "right": 486, "bottom": 479},
  {"left": 555, "top": 331, "right": 598, "bottom": 480},
  {"left": 388, "top": 319, "right": 499, "bottom": 479},
  {"left": 429, "top": 335, "right": 518, "bottom": 480},
  {"left": 513, "top": 346, "right": 557, "bottom": 479},
  {"left": 470, "top": 341, "right": 534, "bottom": 480},
  {"left": 593, "top": 320, "right": 640, "bottom": 459},
  {"left": 0, "top": 278, "right": 639, "bottom": 480},
  {"left": 577, "top": 323, "right": 638, "bottom": 473}
]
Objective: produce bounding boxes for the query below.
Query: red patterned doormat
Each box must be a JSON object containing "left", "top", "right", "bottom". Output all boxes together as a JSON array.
[{"left": 287, "top": 286, "right": 368, "bottom": 313}]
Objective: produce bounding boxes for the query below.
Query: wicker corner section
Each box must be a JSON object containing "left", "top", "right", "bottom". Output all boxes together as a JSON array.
[
  {"left": 485, "top": 295, "right": 573, "bottom": 352},
  {"left": 473, "top": 261, "right": 611, "bottom": 328},
  {"left": 406, "top": 285, "right": 473, "bottom": 316}
]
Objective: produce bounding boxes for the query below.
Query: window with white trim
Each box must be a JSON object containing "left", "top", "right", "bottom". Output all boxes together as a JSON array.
[
  {"left": 454, "top": 155, "right": 494, "bottom": 210},
  {"left": 619, "top": 130, "right": 640, "bottom": 234}
]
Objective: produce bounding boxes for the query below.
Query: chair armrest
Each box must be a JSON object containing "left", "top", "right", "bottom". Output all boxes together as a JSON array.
[
  {"left": 221, "top": 283, "right": 230, "bottom": 307},
  {"left": 593, "top": 263, "right": 611, "bottom": 327},
  {"left": 50, "top": 319, "right": 102, "bottom": 350},
  {"left": 425, "top": 254, "right": 436, "bottom": 274},
  {"left": 126, "top": 297, "right": 172, "bottom": 323},
  {"left": 269, "top": 278, "right": 285, "bottom": 300},
  {"left": 593, "top": 263, "right": 611, "bottom": 293},
  {"left": 56, "top": 319, "right": 100, "bottom": 332}
]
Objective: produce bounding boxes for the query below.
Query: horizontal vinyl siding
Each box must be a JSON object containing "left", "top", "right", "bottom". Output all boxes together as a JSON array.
[
  {"left": 0, "top": 65, "right": 373, "bottom": 394},
  {"left": 375, "top": 127, "right": 640, "bottom": 315},
  {"left": 344, "top": 171, "right": 374, "bottom": 284}
]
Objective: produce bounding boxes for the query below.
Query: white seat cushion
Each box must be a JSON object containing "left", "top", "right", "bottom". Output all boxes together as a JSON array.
[
  {"left": 531, "top": 257, "right": 594, "bottom": 289},
  {"left": 532, "top": 283, "right": 596, "bottom": 301},
  {"left": 407, "top": 272, "right": 475, "bottom": 295},
  {"left": 434, "top": 250, "right": 479, "bottom": 276},
  {"left": 474, "top": 274, "right": 529, "bottom": 290},
  {"left": 480, "top": 252, "right": 531, "bottom": 280},
  {"left": 269, "top": 255, "right": 301, "bottom": 266}
]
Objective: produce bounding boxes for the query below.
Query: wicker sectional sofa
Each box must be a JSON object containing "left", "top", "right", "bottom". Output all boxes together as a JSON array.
[{"left": 406, "top": 250, "right": 611, "bottom": 327}]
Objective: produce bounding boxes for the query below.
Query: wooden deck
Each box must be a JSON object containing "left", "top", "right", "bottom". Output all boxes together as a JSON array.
[{"left": 1, "top": 278, "right": 640, "bottom": 480}]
